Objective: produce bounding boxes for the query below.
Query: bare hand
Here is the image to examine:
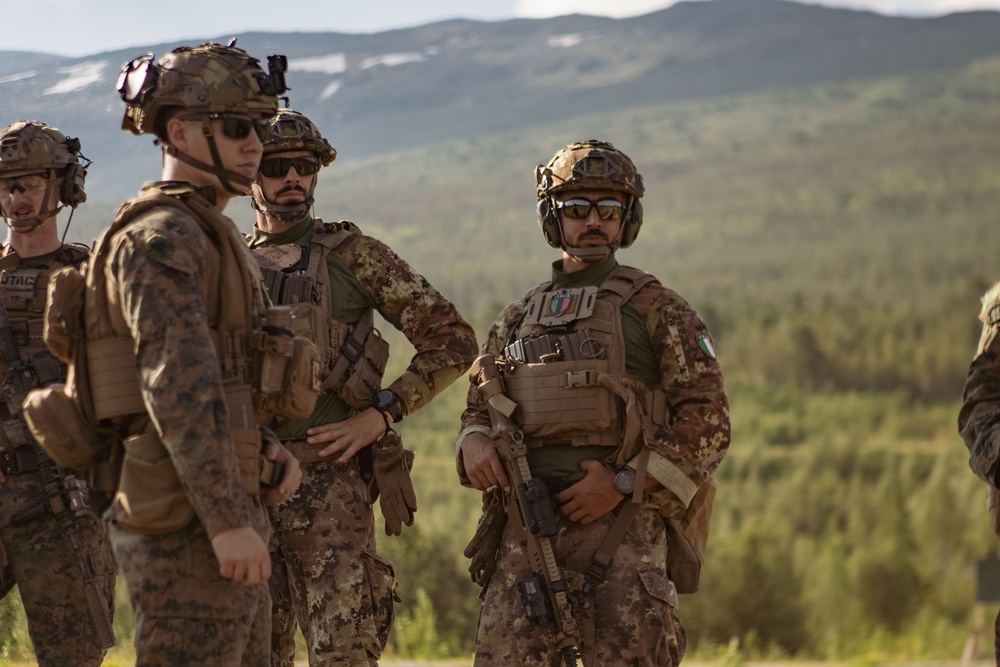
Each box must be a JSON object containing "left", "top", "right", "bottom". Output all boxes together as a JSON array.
[
  {"left": 306, "top": 408, "right": 388, "bottom": 463},
  {"left": 459, "top": 432, "right": 509, "bottom": 492},
  {"left": 261, "top": 441, "right": 303, "bottom": 504},
  {"left": 556, "top": 460, "right": 622, "bottom": 525},
  {"left": 210, "top": 526, "right": 270, "bottom": 585}
]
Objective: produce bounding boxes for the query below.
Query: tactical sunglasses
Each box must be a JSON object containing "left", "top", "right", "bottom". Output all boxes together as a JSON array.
[
  {"left": 180, "top": 113, "right": 271, "bottom": 142},
  {"left": 554, "top": 198, "right": 624, "bottom": 220},
  {"left": 0, "top": 173, "right": 49, "bottom": 198},
  {"left": 259, "top": 156, "right": 321, "bottom": 179}
]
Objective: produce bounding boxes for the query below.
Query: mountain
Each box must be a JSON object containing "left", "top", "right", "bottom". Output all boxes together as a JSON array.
[{"left": 2, "top": 0, "right": 1000, "bottom": 203}]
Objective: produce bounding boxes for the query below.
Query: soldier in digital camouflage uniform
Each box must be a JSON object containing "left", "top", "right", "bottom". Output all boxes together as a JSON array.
[
  {"left": 457, "top": 140, "right": 730, "bottom": 666},
  {"left": 958, "top": 281, "right": 1000, "bottom": 661},
  {"left": 92, "top": 43, "right": 303, "bottom": 666},
  {"left": 246, "top": 109, "right": 478, "bottom": 666},
  {"left": 0, "top": 120, "right": 116, "bottom": 666}
]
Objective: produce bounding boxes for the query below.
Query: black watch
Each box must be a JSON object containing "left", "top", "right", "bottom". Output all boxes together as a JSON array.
[
  {"left": 373, "top": 388, "right": 403, "bottom": 424},
  {"left": 613, "top": 466, "right": 636, "bottom": 496}
]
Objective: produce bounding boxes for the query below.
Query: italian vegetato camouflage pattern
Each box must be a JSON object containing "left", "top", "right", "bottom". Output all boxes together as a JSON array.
[
  {"left": 0, "top": 247, "right": 115, "bottom": 666},
  {"left": 251, "top": 217, "right": 477, "bottom": 665},
  {"left": 535, "top": 140, "right": 644, "bottom": 200},
  {"left": 269, "top": 459, "right": 396, "bottom": 666},
  {"left": 475, "top": 509, "right": 685, "bottom": 666},
  {"left": 460, "top": 270, "right": 730, "bottom": 499},
  {"left": 264, "top": 109, "right": 337, "bottom": 164}
]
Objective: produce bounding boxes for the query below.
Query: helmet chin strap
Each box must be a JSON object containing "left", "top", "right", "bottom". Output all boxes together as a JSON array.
[
  {"left": 563, "top": 240, "right": 619, "bottom": 263},
  {"left": 163, "top": 118, "right": 253, "bottom": 196},
  {"left": 251, "top": 187, "right": 314, "bottom": 224}
]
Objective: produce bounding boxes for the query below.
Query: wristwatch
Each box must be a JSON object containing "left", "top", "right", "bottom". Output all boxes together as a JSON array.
[
  {"left": 373, "top": 388, "right": 404, "bottom": 424},
  {"left": 613, "top": 466, "right": 636, "bottom": 496}
]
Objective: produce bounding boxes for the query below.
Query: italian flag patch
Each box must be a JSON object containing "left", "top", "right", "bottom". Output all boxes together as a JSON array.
[{"left": 696, "top": 332, "right": 717, "bottom": 360}]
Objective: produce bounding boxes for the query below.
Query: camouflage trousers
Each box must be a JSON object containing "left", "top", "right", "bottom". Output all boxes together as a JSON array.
[
  {"left": 110, "top": 499, "right": 272, "bottom": 667},
  {"left": 0, "top": 470, "right": 115, "bottom": 667},
  {"left": 475, "top": 506, "right": 685, "bottom": 667},
  {"left": 269, "top": 456, "right": 397, "bottom": 667}
]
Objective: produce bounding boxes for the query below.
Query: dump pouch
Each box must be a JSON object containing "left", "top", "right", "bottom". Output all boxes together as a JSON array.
[
  {"left": 24, "top": 383, "right": 116, "bottom": 469},
  {"left": 663, "top": 478, "right": 717, "bottom": 594},
  {"left": 115, "top": 426, "right": 196, "bottom": 535}
]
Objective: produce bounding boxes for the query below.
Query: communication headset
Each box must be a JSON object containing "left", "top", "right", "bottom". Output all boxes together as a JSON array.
[{"left": 536, "top": 192, "right": 644, "bottom": 251}]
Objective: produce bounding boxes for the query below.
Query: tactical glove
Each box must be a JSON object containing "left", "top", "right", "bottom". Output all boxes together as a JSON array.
[{"left": 372, "top": 429, "right": 416, "bottom": 536}]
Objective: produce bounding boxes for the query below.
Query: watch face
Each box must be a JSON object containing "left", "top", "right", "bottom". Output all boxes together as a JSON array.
[
  {"left": 614, "top": 469, "right": 635, "bottom": 495},
  {"left": 376, "top": 389, "right": 395, "bottom": 406}
]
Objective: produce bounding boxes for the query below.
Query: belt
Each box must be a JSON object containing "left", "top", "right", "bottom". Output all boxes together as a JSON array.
[
  {"left": 1, "top": 448, "right": 39, "bottom": 475},
  {"left": 280, "top": 439, "right": 331, "bottom": 466}
]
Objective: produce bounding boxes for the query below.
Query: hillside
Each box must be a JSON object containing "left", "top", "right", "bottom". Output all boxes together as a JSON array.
[{"left": 2, "top": 0, "right": 1000, "bottom": 201}]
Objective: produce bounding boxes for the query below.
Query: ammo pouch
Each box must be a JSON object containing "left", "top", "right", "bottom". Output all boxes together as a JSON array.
[
  {"left": 256, "top": 306, "right": 322, "bottom": 420},
  {"left": 663, "top": 477, "right": 717, "bottom": 594},
  {"left": 324, "top": 311, "right": 389, "bottom": 412}
]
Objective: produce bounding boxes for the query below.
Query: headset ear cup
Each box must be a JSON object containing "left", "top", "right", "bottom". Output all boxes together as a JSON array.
[
  {"left": 537, "top": 198, "right": 562, "bottom": 249},
  {"left": 59, "top": 164, "right": 87, "bottom": 208},
  {"left": 620, "top": 198, "right": 643, "bottom": 249}
]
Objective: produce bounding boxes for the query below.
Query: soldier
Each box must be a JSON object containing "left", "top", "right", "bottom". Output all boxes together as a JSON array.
[
  {"left": 456, "top": 140, "right": 730, "bottom": 666},
  {"left": 52, "top": 42, "right": 305, "bottom": 665},
  {"left": 958, "top": 282, "right": 1000, "bottom": 660},
  {"left": 246, "top": 109, "right": 478, "bottom": 666},
  {"left": 0, "top": 120, "right": 116, "bottom": 666}
]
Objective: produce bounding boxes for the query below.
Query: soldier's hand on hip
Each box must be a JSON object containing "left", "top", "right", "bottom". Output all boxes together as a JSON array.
[
  {"left": 211, "top": 526, "right": 270, "bottom": 585},
  {"left": 556, "top": 460, "right": 622, "bottom": 525},
  {"left": 306, "top": 408, "right": 387, "bottom": 463},
  {"left": 460, "top": 432, "right": 509, "bottom": 492},
  {"left": 261, "top": 439, "right": 303, "bottom": 504}
]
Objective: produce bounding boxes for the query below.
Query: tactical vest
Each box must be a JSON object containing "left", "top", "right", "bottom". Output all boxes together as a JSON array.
[
  {"left": 499, "top": 266, "right": 668, "bottom": 465},
  {"left": 0, "top": 246, "right": 87, "bottom": 466},
  {"left": 250, "top": 220, "right": 388, "bottom": 412},
  {"left": 26, "top": 184, "right": 319, "bottom": 535}
]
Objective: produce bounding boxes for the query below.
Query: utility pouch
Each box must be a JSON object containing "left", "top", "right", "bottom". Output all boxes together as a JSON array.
[
  {"left": 256, "top": 306, "right": 322, "bottom": 420},
  {"left": 503, "top": 359, "right": 619, "bottom": 442},
  {"left": 463, "top": 486, "right": 507, "bottom": 593},
  {"left": 326, "top": 316, "right": 390, "bottom": 412},
  {"left": 663, "top": 478, "right": 717, "bottom": 594},
  {"left": 115, "top": 427, "right": 195, "bottom": 535},
  {"left": 24, "top": 383, "right": 115, "bottom": 469},
  {"left": 42, "top": 264, "right": 86, "bottom": 365}
]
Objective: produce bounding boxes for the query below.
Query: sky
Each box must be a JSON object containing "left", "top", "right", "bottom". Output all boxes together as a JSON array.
[{"left": 6, "top": 0, "right": 1000, "bottom": 57}]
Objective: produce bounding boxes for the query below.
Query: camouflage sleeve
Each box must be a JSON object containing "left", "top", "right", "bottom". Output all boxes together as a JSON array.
[
  {"left": 633, "top": 284, "right": 730, "bottom": 507},
  {"left": 457, "top": 300, "right": 526, "bottom": 438},
  {"left": 109, "top": 208, "right": 252, "bottom": 539},
  {"left": 959, "top": 281, "right": 1000, "bottom": 484},
  {"left": 342, "top": 235, "right": 478, "bottom": 415}
]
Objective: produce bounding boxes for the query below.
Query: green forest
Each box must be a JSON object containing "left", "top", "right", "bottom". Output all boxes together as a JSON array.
[{"left": 4, "top": 51, "right": 1000, "bottom": 663}]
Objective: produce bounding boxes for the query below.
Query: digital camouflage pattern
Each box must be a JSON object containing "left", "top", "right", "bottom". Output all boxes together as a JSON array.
[
  {"left": 111, "top": 506, "right": 271, "bottom": 666},
  {"left": 476, "top": 509, "right": 684, "bottom": 666},
  {"left": 459, "top": 255, "right": 729, "bottom": 665},
  {"left": 0, "top": 248, "right": 115, "bottom": 667},
  {"left": 269, "top": 459, "right": 396, "bottom": 666},
  {"left": 250, "top": 216, "right": 477, "bottom": 664},
  {"left": 103, "top": 185, "right": 271, "bottom": 661}
]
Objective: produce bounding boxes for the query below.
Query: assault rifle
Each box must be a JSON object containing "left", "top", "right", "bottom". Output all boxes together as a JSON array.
[
  {"left": 471, "top": 354, "right": 580, "bottom": 667},
  {"left": 0, "top": 299, "right": 116, "bottom": 649}
]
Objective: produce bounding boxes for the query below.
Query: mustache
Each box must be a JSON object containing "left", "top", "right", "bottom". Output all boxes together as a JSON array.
[
  {"left": 277, "top": 185, "right": 307, "bottom": 197},
  {"left": 580, "top": 230, "right": 609, "bottom": 241}
]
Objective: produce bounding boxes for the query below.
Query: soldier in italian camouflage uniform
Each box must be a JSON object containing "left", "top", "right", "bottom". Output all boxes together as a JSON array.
[
  {"left": 0, "top": 121, "right": 115, "bottom": 666},
  {"left": 457, "top": 140, "right": 730, "bottom": 666},
  {"left": 959, "top": 281, "right": 1000, "bottom": 661},
  {"left": 246, "top": 109, "right": 478, "bottom": 666},
  {"left": 95, "top": 43, "right": 303, "bottom": 666}
]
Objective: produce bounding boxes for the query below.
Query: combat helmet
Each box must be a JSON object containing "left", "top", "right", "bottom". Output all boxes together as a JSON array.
[
  {"left": 116, "top": 41, "right": 288, "bottom": 195},
  {"left": 535, "top": 139, "right": 644, "bottom": 261},
  {"left": 0, "top": 120, "right": 89, "bottom": 232},
  {"left": 252, "top": 109, "right": 336, "bottom": 223}
]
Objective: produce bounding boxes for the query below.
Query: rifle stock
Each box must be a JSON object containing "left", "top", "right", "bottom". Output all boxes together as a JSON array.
[{"left": 472, "top": 354, "right": 580, "bottom": 667}]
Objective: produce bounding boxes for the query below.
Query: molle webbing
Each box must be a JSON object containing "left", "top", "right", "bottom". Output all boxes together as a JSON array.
[{"left": 501, "top": 266, "right": 665, "bottom": 455}]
